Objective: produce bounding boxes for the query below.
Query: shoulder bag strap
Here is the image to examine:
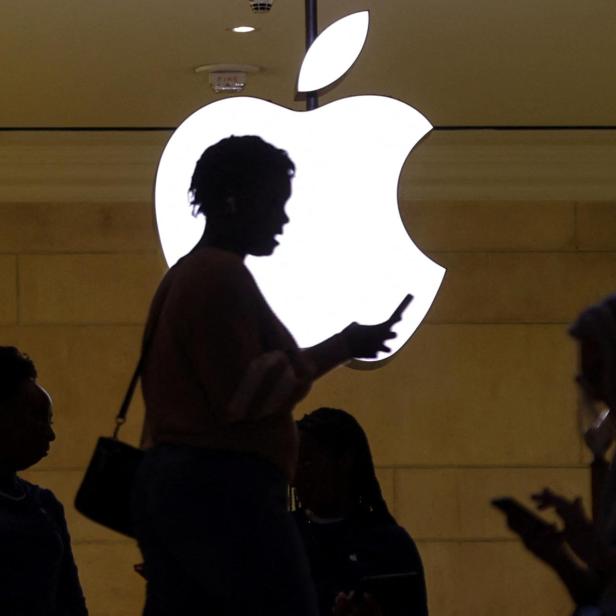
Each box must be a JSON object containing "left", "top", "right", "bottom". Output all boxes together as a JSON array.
[
  {"left": 112, "top": 268, "right": 175, "bottom": 440},
  {"left": 112, "top": 354, "right": 148, "bottom": 439}
]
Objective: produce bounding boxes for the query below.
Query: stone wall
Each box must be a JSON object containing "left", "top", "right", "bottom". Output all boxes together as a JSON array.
[{"left": 1, "top": 129, "right": 615, "bottom": 614}]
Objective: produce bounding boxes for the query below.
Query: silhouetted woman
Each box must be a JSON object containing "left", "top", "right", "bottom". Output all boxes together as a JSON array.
[
  {"left": 293, "top": 407, "right": 428, "bottom": 616},
  {"left": 0, "top": 346, "right": 88, "bottom": 615},
  {"left": 133, "top": 136, "right": 402, "bottom": 616}
]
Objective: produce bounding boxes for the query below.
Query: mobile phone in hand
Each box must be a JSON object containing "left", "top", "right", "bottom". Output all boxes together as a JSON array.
[
  {"left": 492, "top": 497, "right": 553, "bottom": 535},
  {"left": 387, "top": 294, "right": 413, "bottom": 324},
  {"left": 358, "top": 571, "right": 418, "bottom": 595}
]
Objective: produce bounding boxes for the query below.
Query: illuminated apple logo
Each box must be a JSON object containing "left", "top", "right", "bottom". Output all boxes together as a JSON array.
[{"left": 155, "top": 11, "right": 445, "bottom": 363}]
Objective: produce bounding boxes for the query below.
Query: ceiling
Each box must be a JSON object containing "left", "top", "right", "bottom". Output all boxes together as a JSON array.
[{"left": 1, "top": 0, "right": 616, "bottom": 128}]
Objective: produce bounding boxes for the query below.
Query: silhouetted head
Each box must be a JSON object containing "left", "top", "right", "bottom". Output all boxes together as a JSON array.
[
  {"left": 294, "top": 407, "right": 394, "bottom": 524},
  {"left": 189, "top": 135, "right": 295, "bottom": 256},
  {"left": 0, "top": 347, "right": 55, "bottom": 471},
  {"left": 570, "top": 294, "right": 616, "bottom": 408}
]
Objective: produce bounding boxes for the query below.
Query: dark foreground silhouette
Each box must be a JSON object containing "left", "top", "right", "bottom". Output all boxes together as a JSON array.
[
  {"left": 293, "top": 407, "right": 429, "bottom": 616},
  {"left": 132, "top": 135, "right": 409, "bottom": 615},
  {"left": 0, "top": 346, "right": 87, "bottom": 615},
  {"left": 494, "top": 294, "right": 616, "bottom": 615}
]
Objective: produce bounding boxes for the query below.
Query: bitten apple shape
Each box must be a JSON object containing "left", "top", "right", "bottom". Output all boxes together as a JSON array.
[{"left": 155, "top": 11, "right": 445, "bottom": 363}]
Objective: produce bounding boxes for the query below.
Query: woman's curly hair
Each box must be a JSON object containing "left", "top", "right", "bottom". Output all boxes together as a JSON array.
[
  {"left": 189, "top": 135, "right": 295, "bottom": 217},
  {"left": 0, "top": 347, "right": 37, "bottom": 403}
]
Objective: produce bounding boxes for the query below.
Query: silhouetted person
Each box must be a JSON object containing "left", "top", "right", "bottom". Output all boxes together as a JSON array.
[
  {"left": 0, "top": 346, "right": 87, "bottom": 615},
  {"left": 132, "top": 136, "right": 406, "bottom": 616},
  {"left": 493, "top": 490, "right": 602, "bottom": 612},
  {"left": 494, "top": 294, "right": 616, "bottom": 615},
  {"left": 293, "top": 407, "right": 428, "bottom": 616},
  {"left": 565, "top": 293, "right": 616, "bottom": 613}
]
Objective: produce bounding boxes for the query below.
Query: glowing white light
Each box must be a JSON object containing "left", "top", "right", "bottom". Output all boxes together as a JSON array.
[
  {"left": 297, "top": 11, "right": 369, "bottom": 93},
  {"left": 156, "top": 10, "right": 445, "bottom": 363},
  {"left": 155, "top": 95, "right": 445, "bottom": 362},
  {"left": 231, "top": 25, "right": 256, "bottom": 33}
]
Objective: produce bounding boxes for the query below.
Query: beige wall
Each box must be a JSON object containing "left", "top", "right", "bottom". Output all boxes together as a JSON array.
[{"left": 1, "top": 130, "right": 616, "bottom": 614}]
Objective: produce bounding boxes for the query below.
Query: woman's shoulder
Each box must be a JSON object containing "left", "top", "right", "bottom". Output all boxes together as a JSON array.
[
  {"left": 373, "top": 522, "right": 425, "bottom": 571},
  {"left": 18, "top": 479, "right": 65, "bottom": 516},
  {"left": 158, "top": 248, "right": 264, "bottom": 325},
  {"left": 173, "top": 247, "right": 254, "bottom": 290},
  {"left": 353, "top": 516, "right": 421, "bottom": 558},
  {"left": 368, "top": 517, "right": 416, "bottom": 542}
]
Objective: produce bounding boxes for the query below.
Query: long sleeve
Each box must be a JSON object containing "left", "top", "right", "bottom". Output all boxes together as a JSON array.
[{"left": 43, "top": 493, "right": 88, "bottom": 616}]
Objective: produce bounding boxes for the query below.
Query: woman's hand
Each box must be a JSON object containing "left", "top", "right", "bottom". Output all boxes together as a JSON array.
[
  {"left": 301, "top": 296, "right": 411, "bottom": 374},
  {"left": 531, "top": 489, "right": 590, "bottom": 530},
  {"left": 531, "top": 488, "right": 596, "bottom": 566},
  {"left": 341, "top": 322, "right": 398, "bottom": 359},
  {"left": 342, "top": 295, "right": 412, "bottom": 359},
  {"left": 517, "top": 522, "right": 566, "bottom": 566},
  {"left": 333, "top": 592, "right": 383, "bottom": 616}
]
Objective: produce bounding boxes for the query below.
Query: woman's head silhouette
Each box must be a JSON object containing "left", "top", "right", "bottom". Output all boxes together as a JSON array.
[{"left": 190, "top": 135, "right": 295, "bottom": 257}]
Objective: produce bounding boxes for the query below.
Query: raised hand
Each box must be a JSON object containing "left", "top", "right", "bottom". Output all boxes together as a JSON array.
[
  {"left": 531, "top": 488, "right": 589, "bottom": 529},
  {"left": 517, "top": 522, "right": 566, "bottom": 565},
  {"left": 531, "top": 488, "right": 595, "bottom": 565},
  {"left": 343, "top": 294, "right": 412, "bottom": 359},
  {"left": 342, "top": 321, "right": 397, "bottom": 358},
  {"left": 333, "top": 592, "right": 383, "bottom": 616}
]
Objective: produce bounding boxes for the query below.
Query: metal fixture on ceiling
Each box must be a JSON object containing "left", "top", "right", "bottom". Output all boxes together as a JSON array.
[
  {"left": 194, "top": 64, "right": 261, "bottom": 94},
  {"left": 249, "top": 0, "right": 273, "bottom": 12}
]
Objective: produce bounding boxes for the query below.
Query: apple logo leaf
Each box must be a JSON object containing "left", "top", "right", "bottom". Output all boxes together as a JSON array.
[{"left": 297, "top": 10, "right": 369, "bottom": 94}]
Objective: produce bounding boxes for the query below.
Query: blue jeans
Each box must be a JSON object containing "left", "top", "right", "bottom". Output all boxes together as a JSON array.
[{"left": 132, "top": 444, "right": 318, "bottom": 616}]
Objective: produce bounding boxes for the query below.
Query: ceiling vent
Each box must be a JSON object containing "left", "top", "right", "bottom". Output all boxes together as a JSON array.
[{"left": 249, "top": 0, "right": 273, "bottom": 12}]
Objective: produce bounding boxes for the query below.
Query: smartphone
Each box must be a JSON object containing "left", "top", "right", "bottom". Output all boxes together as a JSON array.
[
  {"left": 491, "top": 497, "right": 552, "bottom": 535},
  {"left": 358, "top": 571, "right": 419, "bottom": 594},
  {"left": 388, "top": 293, "right": 414, "bottom": 324}
]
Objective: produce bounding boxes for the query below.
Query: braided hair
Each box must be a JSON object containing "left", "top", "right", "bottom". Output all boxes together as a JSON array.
[
  {"left": 295, "top": 407, "right": 395, "bottom": 525},
  {"left": 189, "top": 135, "right": 295, "bottom": 218}
]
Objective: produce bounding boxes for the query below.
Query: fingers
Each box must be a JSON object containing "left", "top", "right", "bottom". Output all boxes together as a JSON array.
[
  {"left": 531, "top": 488, "right": 578, "bottom": 521},
  {"left": 372, "top": 323, "right": 398, "bottom": 346},
  {"left": 345, "top": 320, "right": 399, "bottom": 358},
  {"left": 378, "top": 317, "right": 399, "bottom": 331},
  {"left": 531, "top": 488, "right": 561, "bottom": 508},
  {"left": 531, "top": 489, "right": 553, "bottom": 509},
  {"left": 367, "top": 334, "right": 393, "bottom": 357},
  {"left": 333, "top": 592, "right": 353, "bottom": 616}
]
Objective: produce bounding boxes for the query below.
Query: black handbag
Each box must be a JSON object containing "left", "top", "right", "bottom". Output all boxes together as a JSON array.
[{"left": 75, "top": 346, "right": 148, "bottom": 538}]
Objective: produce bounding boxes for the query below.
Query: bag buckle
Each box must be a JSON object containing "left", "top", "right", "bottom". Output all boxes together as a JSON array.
[{"left": 113, "top": 416, "right": 126, "bottom": 439}]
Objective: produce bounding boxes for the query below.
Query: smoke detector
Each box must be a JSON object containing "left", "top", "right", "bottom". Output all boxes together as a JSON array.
[
  {"left": 249, "top": 0, "right": 273, "bottom": 12},
  {"left": 194, "top": 64, "right": 261, "bottom": 94}
]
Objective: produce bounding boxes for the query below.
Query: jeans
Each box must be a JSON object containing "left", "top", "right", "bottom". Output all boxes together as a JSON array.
[{"left": 132, "top": 444, "right": 318, "bottom": 616}]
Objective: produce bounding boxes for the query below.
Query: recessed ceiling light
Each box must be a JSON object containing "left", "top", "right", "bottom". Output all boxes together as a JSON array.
[{"left": 230, "top": 25, "right": 257, "bottom": 33}]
